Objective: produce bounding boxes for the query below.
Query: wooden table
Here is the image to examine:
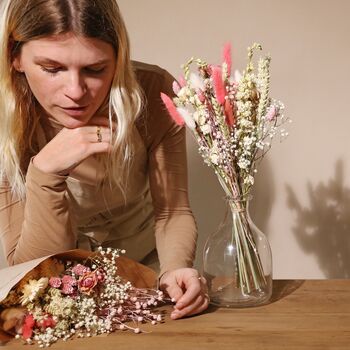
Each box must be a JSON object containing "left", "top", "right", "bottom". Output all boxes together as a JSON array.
[{"left": 4, "top": 280, "right": 350, "bottom": 349}]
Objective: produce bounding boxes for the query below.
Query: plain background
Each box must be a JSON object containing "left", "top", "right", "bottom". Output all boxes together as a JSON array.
[{"left": 1, "top": 0, "right": 349, "bottom": 278}]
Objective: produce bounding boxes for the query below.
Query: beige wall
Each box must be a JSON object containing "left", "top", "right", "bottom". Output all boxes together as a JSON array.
[
  {"left": 1, "top": 1, "right": 349, "bottom": 278},
  {"left": 117, "top": 0, "right": 350, "bottom": 279}
]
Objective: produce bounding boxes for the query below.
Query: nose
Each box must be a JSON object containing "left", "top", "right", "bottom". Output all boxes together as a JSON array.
[{"left": 63, "top": 71, "right": 87, "bottom": 101}]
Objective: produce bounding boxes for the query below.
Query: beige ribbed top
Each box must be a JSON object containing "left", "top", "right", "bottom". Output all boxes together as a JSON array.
[{"left": 0, "top": 61, "right": 197, "bottom": 276}]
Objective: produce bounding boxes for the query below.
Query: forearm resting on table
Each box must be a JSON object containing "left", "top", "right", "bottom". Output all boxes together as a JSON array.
[{"left": 0, "top": 158, "right": 75, "bottom": 265}]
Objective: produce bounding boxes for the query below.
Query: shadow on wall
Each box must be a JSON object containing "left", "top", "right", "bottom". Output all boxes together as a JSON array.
[{"left": 286, "top": 159, "right": 350, "bottom": 278}]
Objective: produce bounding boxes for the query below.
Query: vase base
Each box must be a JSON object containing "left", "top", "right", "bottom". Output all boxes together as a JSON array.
[{"left": 207, "top": 274, "right": 272, "bottom": 308}]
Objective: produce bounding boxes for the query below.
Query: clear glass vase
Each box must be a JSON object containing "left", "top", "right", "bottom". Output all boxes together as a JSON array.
[{"left": 202, "top": 195, "right": 273, "bottom": 307}]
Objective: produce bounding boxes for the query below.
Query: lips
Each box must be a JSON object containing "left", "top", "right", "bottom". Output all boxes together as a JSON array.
[{"left": 60, "top": 105, "right": 88, "bottom": 116}]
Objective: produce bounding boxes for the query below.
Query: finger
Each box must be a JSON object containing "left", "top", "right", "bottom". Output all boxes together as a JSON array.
[
  {"left": 171, "top": 294, "right": 209, "bottom": 320},
  {"left": 79, "top": 126, "right": 113, "bottom": 135},
  {"left": 88, "top": 116, "right": 116, "bottom": 130},
  {"left": 185, "top": 296, "right": 209, "bottom": 317},
  {"left": 175, "top": 279, "right": 201, "bottom": 309},
  {"left": 164, "top": 282, "right": 184, "bottom": 304},
  {"left": 86, "top": 142, "right": 112, "bottom": 156}
]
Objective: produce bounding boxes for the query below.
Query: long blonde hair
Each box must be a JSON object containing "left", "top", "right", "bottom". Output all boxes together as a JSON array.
[{"left": 0, "top": 0, "right": 143, "bottom": 200}]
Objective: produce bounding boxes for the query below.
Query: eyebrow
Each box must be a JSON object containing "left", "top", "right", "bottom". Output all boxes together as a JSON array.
[{"left": 33, "top": 57, "right": 111, "bottom": 66}]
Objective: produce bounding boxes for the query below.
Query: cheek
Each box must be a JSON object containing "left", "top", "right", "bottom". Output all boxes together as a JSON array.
[
  {"left": 25, "top": 72, "right": 58, "bottom": 105},
  {"left": 87, "top": 77, "right": 113, "bottom": 100}
]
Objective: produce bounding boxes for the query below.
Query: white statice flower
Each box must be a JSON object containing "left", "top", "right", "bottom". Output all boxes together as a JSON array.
[
  {"left": 237, "top": 157, "right": 250, "bottom": 170},
  {"left": 234, "top": 69, "right": 242, "bottom": 83},
  {"left": 193, "top": 110, "right": 207, "bottom": 126},
  {"left": 177, "top": 86, "right": 191, "bottom": 102},
  {"left": 200, "top": 124, "right": 211, "bottom": 135},
  {"left": 244, "top": 174, "right": 255, "bottom": 185},
  {"left": 243, "top": 136, "right": 255, "bottom": 149},
  {"left": 20, "top": 278, "right": 49, "bottom": 306},
  {"left": 189, "top": 72, "right": 205, "bottom": 90},
  {"left": 238, "top": 118, "right": 254, "bottom": 129},
  {"left": 44, "top": 292, "right": 76, "bottom": 317},
  {"left": 256, "top": 140, "right": 265, "bottom": 150},
  {"left": 177, "top": 107, "right": 196, "bottom": 130},
  {"left": 210, "top": 153, "right": 220, "bottom": 165}
]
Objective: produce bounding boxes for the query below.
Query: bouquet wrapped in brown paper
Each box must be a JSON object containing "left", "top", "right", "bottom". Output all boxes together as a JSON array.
[{"left": 0, "top": 248, "right": 167, "bottom": 347}]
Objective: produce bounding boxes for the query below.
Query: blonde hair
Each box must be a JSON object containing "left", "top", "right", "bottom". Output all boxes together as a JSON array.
[{"left": 0, "top": 0, "right": 143, "bottom": 201}]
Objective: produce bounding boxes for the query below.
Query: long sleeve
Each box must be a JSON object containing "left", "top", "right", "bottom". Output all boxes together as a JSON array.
[
  {"left": 135, "top": 64, "right": 198, "bottom": 276},
  {"left": 0, "top": 158, "right": 76, "bottom": 265}
]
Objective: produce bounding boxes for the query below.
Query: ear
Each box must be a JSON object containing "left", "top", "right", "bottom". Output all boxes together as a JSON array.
[{"left": 12, "top": 56, "right": 23, "bottom": 72}]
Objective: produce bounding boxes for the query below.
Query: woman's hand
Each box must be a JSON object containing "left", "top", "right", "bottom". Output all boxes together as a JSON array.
[
  {"left": 33, "top": 116, "right": 115, "bottom": 175},
  {"left": 159, "top": 268, "right": 210, "bottom": 320}
]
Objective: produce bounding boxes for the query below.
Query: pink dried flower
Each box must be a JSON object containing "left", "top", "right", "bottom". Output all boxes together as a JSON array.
[
  {"left": 49, "top": 277, "right": 62, "bottom": 288},
  {"left": 61, "top": 275, "right": 77, "bottom": 295},
  {"left": 172, "top": 80, "right": 181, "bottom": 95},
  {"left": 222, "top": 42, "right": 232, "bottom": 76},
  {"left": 36, "top": 315, "right": 56, "bottom": 329},
  {"left": 178, "top": 75, "right": 186, "bottom": 88},
  {"left": 160, "top": 93, "right": 185, "bottom": 126},
  {"left": 224, "top": 99, "right": 235, "bottom": 127},
  {"left": 78, "top": 271, "right": 99, "bottom": 295},
  {"left": 72, "top": 264, "right": 90, "bottom": 276},
  {"left": 266, "top": 105, "right": 277, "bottom": 121},
  {"left": 96, "top": 269, "right": 105, "bottom": 282},
  {"left": 212, "top": 66, "right": 226, "bottom": 105},
  {"left": 61, "top": 284, "right": 75, "bottom": 295},
  {"left": 22, "top": 314, "right": 35, "bottom": 340},
  {"left": 62, "top": 275, "right": 77, "bottom": 287}
]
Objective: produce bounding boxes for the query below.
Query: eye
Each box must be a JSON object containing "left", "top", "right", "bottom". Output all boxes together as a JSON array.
[
  {"left": 84, "top": 67, "right": 106, "bottom": 74},
  {"left": 40, "top": 66, "right": 61, "bottom": 76}
]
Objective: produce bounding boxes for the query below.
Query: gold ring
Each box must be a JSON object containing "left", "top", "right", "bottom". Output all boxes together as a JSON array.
[{"left": 96, "top": 126, "right": 102, "bottom": 142}]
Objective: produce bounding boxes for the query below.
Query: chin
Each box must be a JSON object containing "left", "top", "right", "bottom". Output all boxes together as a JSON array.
[
  {"left": 64, "top": 118, "right": 89, "bottom": 129},
  {"left": 58, "top": 111, "right": 93, "bottom": 129}
]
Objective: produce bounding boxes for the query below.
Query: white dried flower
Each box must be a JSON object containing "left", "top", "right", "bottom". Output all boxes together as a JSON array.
[
  {"left": 200, "top": 124, "right": 211, "bottom": 135},
  {"left": 20, "top": 278, "right": 49, "bottom": 306}
]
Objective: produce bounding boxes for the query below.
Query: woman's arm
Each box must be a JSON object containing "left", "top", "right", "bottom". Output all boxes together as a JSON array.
[
  {"left": 141, "top": 67, "right": 208, "bottom": 319},
  {"left": 0, "top": 159, "right": 76, "bottom": 265},
  {"left": 0, "top": 116, "right": 113, "bottom": 265}
]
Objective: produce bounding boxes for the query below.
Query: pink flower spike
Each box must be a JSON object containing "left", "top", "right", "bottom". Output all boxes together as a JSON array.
[
  {"left": 178, "top": 75, "right": 186, "bottom": 88},
  {"left": 172, "top": 80, "right": 181, "bottom": 95},
  {"left": 212, "top": 66, "right": 226, "bottom": 105},
  {"left": 222, "top": 42, "right": 232, "bottom": 76},
  {"left": 160, "top": 93, "right": 184, "bottom": 126},
  {"left": 224, "top": 99, "right": 235, "bottom": 127}
]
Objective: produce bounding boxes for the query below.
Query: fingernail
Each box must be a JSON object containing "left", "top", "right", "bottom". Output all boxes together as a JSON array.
[
  {"left": 171, "top": 311, "right": 180, "bottom": 319},
  {"left": 176, "top": 303, "right": 184, "bottom": 309}
]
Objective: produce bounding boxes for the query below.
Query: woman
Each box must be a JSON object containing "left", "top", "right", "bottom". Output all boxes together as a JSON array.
[{"left": 0, "top": 0, "right": 209, "bottom": 319}]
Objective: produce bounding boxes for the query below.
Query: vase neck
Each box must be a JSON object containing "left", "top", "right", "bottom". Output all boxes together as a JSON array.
[{"left": 224, "top": 195, "right": 252, "bottom": 212}]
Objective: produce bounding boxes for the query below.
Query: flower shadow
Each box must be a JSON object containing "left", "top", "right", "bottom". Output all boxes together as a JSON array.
[{"left": 285, "top": 159, "right": 350, "bottom": 278}]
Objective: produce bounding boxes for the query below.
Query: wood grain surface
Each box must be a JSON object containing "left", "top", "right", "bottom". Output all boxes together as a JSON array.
[{"left": 3, "top": 279, "right": 350, "bottom": 349}]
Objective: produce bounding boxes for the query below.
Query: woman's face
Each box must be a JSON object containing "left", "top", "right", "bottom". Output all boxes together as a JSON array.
[{"left": 13, "top": 32, "right": 116, "bottom": 128}]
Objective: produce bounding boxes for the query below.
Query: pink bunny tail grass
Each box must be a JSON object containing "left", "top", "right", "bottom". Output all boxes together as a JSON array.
[
  {"left": 224, "top": 99, "right": 235, "bottom": 127},
  {"left": 212, "top": 66, "right": 226, "bottom": 105},
  {"left": 178, "top": 75, "right": 186, "bottom": 88},
  {"left": 160, "top": 93, "right": 184, "bottom": 126},
  {"left": 222, "top": 42, "right": 232, "bottom": 75},
  {"left": 172, "top": 80, "right": 181, "bottom": 95}
]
